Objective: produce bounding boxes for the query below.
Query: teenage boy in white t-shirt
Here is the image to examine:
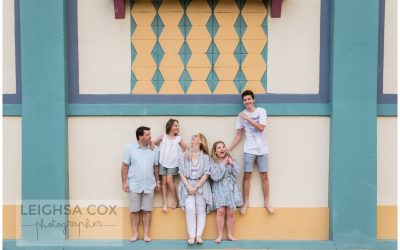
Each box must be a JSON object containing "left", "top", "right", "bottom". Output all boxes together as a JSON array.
[{"left": 228, "top": 90, "right": 274, "bottom": 215}]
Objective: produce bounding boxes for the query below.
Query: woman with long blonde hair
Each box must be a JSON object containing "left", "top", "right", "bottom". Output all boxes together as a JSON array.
[{"left": 177, "top": 133, "right": 212, "bottom": 245}]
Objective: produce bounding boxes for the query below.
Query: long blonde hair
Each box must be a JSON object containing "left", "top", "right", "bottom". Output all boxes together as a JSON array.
[{"left": 198, "top": 133, "right": 209, "bottom": 156}]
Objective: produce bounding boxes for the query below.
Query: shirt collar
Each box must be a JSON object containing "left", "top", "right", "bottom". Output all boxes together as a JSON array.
[{"left": 135, "top": 142, "right": 150, "bottom": 149}]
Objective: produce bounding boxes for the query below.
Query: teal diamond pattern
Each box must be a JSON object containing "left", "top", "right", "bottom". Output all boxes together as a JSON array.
[
  {"left": 234, "top": 15, "right": 247, "bottom": 39},
  {"left": 179, "top": 69, "right": 192, "bottom": 93},
  {"left": 206, "top": 41, "right": 220, "bottom": 65},
  {"left": 207, "top": 0, "right": 218, "bottom": 10},
  {"left": 179, "top": 41, "right": 191, "bottom": 65},
  {"left": 151, "top": 14, "right": 164, "bottom": 37},
  {"left": 206, "top": 68, "right": 219, "bottom": 93},
  {"left": 261, "top": 71, "right": 267, "bottom": 91},
  {"left": 206, "top": 15, "right": 219, "bottom": 38},
  {"left": 234, "top": 69, "right": 246, "bottom": 93},
  {"left": 152, "top": 69, "right": 164, "bottom": 92},
  {"left": 130, "top": 9, "right": 137, "bottom": 92},
  {"left": 235, "top": 0, "right": 246, "bottom": 10},
  {"left": 234, "top": 41, "right": 247, "bottom": 64},
  {"left": 151, "top": 41, "right": 164, "bottom": 65},
  {"left": 178, "top": 14, "right": 192, "bottom": 38}
]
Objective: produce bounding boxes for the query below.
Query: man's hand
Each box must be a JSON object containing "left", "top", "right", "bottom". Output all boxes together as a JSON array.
[
  {"left": 188, "top": 186, "right": 197, "bottom": 195},
  {"left": 239, "top": 112, "right": 251, "bottom": 121},
  {"left": 155, "top": 181, "right": 161, "bottom": 191},
  {"left": 122, "top": 182, "right": 128, "bottom": 192}
]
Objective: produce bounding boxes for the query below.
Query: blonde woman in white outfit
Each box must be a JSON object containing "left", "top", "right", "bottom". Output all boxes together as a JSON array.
[
  {"left": 178, "top": 133, "right": 212, "bottom": 245},
  {"left": 153, "top": 119, "right": 188, "bottom": 212}
]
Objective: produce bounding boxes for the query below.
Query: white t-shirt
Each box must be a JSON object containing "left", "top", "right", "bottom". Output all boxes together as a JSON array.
[
  {"left": 235, "top": 107, "right": 269, "bottom": 155},
  {"left": 159, "top": 134, "right": 182, "bottom": 168}
]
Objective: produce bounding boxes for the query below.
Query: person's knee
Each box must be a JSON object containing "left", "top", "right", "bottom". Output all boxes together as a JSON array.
[
  {"left": 244, "top": 172, "right": 252, "bottom": 180},
  {"left": 216, "top": 208, "right": 226, "bottom": 217},
  {"left": 166, "top": 177, "right": 175, "bottom": 186},
  {"left": 226, "top": 209, "right": 235, "bottom": 218},
  {"left": 260, "top": 172, "right": 269, "bottom": 181},
  {"left": 162, "top": 177, "right": 167, "bottom": 185}
]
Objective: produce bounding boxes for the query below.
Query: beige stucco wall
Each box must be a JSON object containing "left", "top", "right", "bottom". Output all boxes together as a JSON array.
[
  {"left": 3, "top": 117, "right": 22, "bottom": 204},
  {"left": 3, "top": 0, "right": 17, "bottom": 94},
  {"left": 383, "top": 0, "right": 397, "bottom": 94},
  {"left": 68, "top": 116, "right": 330, "bottom": 208},
  {"left": 377, "top": 117, "right": 397, "bottom": 205},
  {"left": 267, "top": 0, "right": 321, "bottom": 94}
]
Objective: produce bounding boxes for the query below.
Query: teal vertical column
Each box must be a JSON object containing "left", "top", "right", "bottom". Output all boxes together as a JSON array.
[
  {"left": 329, "top": 0, "right": 378, "bottom": 248},
  {"left": 20, "top": 0, "right": 68, "bottom": 242}
]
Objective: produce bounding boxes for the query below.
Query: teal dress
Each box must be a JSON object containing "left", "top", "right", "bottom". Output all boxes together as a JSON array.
[{"left": 210, "top": 160, "right": 243, "bottom": 211}]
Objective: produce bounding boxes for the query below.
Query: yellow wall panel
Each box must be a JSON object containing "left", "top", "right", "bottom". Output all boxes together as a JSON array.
[
  {"left": 186, "top": 13, "right": 210, "bottom": 25},
  {"left": 159, "top": 54, "right": 184, "bottom": 68},
  {"left": 244, "top": 81, "right": 267, "bottom": 93},
  {"left": 214, "top": 0, "right": 239, "bottom": 13},
  {"left": 243, "top": 26, "right": 267, "bottom": 40},
  {"left": 159, "top": 0, "right": 184, "bottom": 12},
  {"left": 187, "top": 0, "right": 211, "bottom": 13},
  {"left": 159, "top": 81, "right": 185, "bottom": 94},
  {"left": 214, "top": 54, "right": 238, "bottom": 67},
  {"left": 131, "top": 26, "right": 156, "bottom": 40},
  {"left": 131, "top": 39, "right": 155, "bottom": 54},
  {"left": 3, "top": 205, "right": 21, "bottom": 239},
  {"left": 214, "top": 81, "right": 238, "bottom": 94},
  {"left": 159, "top": 39, "right": 182, "bottom": 53},
  {"left": 214, "top": 67, "right": 237, "bottom": 80},
  {"left": 131, "top": 0, "right": 155, "bottom": 12},
  {"left": 186, "top": 39, "right": 211, "bottom": 53},
  {"left": 187, "top": 55, "right": 210, "bottom": 68},
  {"left": 187, "top": 81, "right": 212, "bottom": 94},
  {"left": 132, "top": 67, "right": 157, "bottom": 80},
  {"left": 243, "top": 67, "right": 265, "bottom": 80},
  {"left": 242, "top": 12, "right": 266, "bottom": 25},
  {"left": 158, "top": 12, "right": 183, "bottom": 25},
  {"left": 132, "top": 81, "right": 158, "bottom": 94},
  {"left": 242, "top": 0, "right": 267, "bottom": 13},
  {"left": 159, "top": 27, "right": 184, "bottom": 40},
  {"left": 160, "top": 65, "right": 183, "bottom": 80},
  {"left": 214, "top": 26, "right": 239, "bottom": 40},
  {"left": 186, "top": 26, "right": 211, "bottom": 40},
  {"left": 377, "top": 206, "right": 397, "bottom": 239},
  {"left": 130, "top": 12, "right": 155, "bottom": 25},
  {"left": 243, "top": 39, "right": 266, "bottom": 53},
  {"left": 187, "top": 67, "right": 210, "bottom": 80},
  {"left": 132, "top": 55, "right": 156, "bottom": 68},
  {"left": 243, "top": 54, "right": 266, "bottom": 67},
  {"left": 214, "top": 12, "right": 239, "bottom": 26},
  {"left": 214, "top": 39, "right": 237, "bottom": 54}
]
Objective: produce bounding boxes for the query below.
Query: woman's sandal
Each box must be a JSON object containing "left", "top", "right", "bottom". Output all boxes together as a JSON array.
[{"left": 187, "top": 237, "right": 195, "bottom": 245}]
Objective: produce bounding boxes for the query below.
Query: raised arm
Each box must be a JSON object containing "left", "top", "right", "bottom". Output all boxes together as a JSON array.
[
  {"left": 153, "top": 134, "right": 163, "bottom": 146},
  {"left": 229, "top": 128, "right": 243, "bottom": 151},
  {"left": 239, "top": 112, "right": 265, "bottom": 132},
  {"left": 179, "top": 139, "right": 189, "bottom": 152}
]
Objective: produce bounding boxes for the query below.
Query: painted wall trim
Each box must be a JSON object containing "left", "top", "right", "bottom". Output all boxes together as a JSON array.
[
  {"left": 378, "top": 104, "right": 397, "bottom": 116},
  {"left": 3, "top": 104, "right": 22, "bottom": 116},
  {"left": 67, "top": 103, "right": 331, "bottom": 116},
  {"left": 3, "top": 239, "right": 397, "bottom": 249},
  {"left": 67, "top": 0, "right": 331, "bottom": 104}
]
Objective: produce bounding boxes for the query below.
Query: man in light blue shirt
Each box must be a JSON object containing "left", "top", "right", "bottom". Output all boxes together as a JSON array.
[{"left": 121, "top": 126, "right": 160, "bottom": 242}]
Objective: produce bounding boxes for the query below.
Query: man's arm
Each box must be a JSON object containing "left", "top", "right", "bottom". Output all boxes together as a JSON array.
[
  {"left": 239, "top": 112, "right": 265, "bottom": 132},
  {"left": 228, "top": 129, "right": 244, "bottom": 151},
  {"left": 153, "top": 165, "right": 161, "bottom": 191},
  {"left": 121, "top": 163, "right": 129, "bottom": 192}
]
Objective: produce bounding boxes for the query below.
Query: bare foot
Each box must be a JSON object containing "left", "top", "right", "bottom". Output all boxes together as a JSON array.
[
  {"left": 215, "top": 235, "right": 222, "bottom": 243},
  {"left": 170, "top": 199, "right": 178, "bottom": 209},
  {"left": 162, "top": 204, "right": 168, "bottom": 213},
  {"left": 227, "top": 235, "right": 237, "bottom": 241},
  {"left": 187, "top": 237, "right": 195, "bottom": 245},
  {"left": 129, "top": 234, "right": 138, "bottom": 242},
  {"left": 143, "top": 235, "right": 152, "bottom": 242},
  {"left": 240, "top": 203, "right": 248, "bottom": 214},
  {"left": 265, "top": 204, "right": 274, "bottom": 214},
  {"left": 196, "top": 236, "right": 203, "bottom": 244}
]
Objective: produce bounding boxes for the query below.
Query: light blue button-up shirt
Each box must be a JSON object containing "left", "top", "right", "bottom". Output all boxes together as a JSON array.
[{"left": 123, "top": 142, "right": 159, "bottom": 193}]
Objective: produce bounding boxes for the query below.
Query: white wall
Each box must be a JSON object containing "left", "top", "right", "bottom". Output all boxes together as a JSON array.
[
  {"left": 68, "top": 116, "right": 330, "bottom": 208},
  {"left": 267, "top": 0, "right": 321, "bottom": 94},
  {"left": 78, "top": 0, "right": 131, "bottom": 94},
  {"left": 383, "top": 0, "right": 397, "bottom": 94},
  {"left": 377, "top": 117, "right": 397, "bottom": 205},
  {"left": 3, "top": 117, "right": 22, "bottom": 204},
  {"left": 3, "top": 0, "right": 17, "bottom": 94}
]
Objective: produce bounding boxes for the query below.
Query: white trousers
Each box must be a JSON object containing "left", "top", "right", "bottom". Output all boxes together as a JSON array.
[{"left": 184, "top": 192, "right": 207, "bottom": 238}]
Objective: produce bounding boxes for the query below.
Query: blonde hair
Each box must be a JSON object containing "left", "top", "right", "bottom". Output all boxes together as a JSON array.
[
  {"left": 211, "top": 141, "right": 225, "bottom": 162},
  {"left": 198, "top": 133, "right": 210, "bottom": 156}
]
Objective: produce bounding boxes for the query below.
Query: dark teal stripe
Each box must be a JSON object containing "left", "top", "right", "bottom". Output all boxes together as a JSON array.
[
  {"left": 378, "top": 104, "right": 397, "bottom": 116},
  {"left": 67, "top": 103, "right": 330, "bottom": 116},
  {"left": 3, "top": 104, "right": 22, "bottom": 116},
  {"left": 20, "top": 0, "right": 68, "bottom": 242},
  {"left": 329, "top": 0, "right": 379, "bottom": 248}
]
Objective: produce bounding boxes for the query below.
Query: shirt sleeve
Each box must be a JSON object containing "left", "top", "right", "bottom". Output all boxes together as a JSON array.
[
  {"left": 259, "top": 108, "right": 267, "bottom": 125},
  {"left": 123, "top": 145, "right": 131, "bottom": 166},
  {"left": 235, "top": 114, "right": 244, "bottom": 129}
]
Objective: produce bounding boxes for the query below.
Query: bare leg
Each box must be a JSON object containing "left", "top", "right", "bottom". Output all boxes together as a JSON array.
[
  {"left": 166, "top": 175, "right": 178, "bottom": 208},
  {"left": 240, "top": 172, "right": 252, "bottom": 214},
  {"left": 260, "top": 172, "right": 274, "bottom": 214},
  {"left": 215, "top": 207, "right": 226, "bottom": 243},
  {"left": 161, "top": 176, "right": 168, "bottom": 212},
  {"left": 129, "top": 212, "right": 139, "bottom": 241},
  {"left": 226, "top": 208, "right": 237, "bottom": 240},
  {"left": 142, "top": 211, "right": 152, "bottom": 242}
]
